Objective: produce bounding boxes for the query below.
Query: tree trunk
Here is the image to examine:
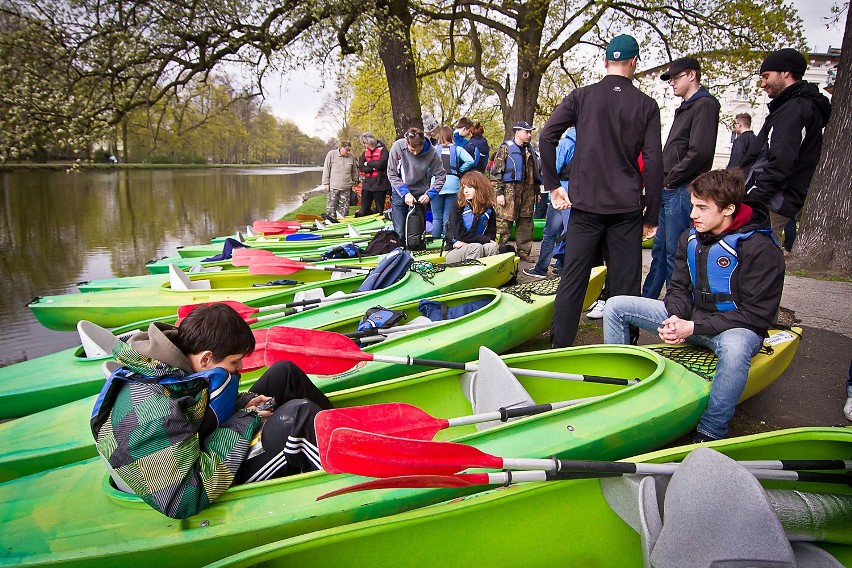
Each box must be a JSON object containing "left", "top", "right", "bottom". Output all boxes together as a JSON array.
[
  {"left": 788, "top": 10, "right": 852, "bottom": 275},
  {"left": 375, "top": 0, "right": 421, "bottom": 137},
  {"left": 506, "top": 0, "right": 547, "bottom": 137}
]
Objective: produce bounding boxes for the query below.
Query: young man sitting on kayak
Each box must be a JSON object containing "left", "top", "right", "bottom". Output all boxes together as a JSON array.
[
  {"left": 90, "top": 303, "right": 332, "bottom": 518},
  {"left": 603, "top": 169, "right": 784, "bottom": 442}
]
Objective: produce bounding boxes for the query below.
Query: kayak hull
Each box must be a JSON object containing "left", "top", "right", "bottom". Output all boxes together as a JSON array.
[
  {"left": 3, "top": 254, "right": 520, "bottom": 417},
  {"left": 207, "top": 427, "right": 852, "bottom": 568}
]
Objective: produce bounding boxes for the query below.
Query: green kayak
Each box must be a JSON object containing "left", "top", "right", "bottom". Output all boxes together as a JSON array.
[
  {"left": 177, "top": 234, "right": 393, "bottom": 258},
  {"left": 207, "top": 427, "right": 852, "bottom": 568},
  {"left": 0, "top": 278, "right": 588, "bottom": 482},
  {"left": 2, "top": 253, "right": 520, "bottom": 417},
  {"left": 0, "top": 340, "right": 778, "bottom": 567}
]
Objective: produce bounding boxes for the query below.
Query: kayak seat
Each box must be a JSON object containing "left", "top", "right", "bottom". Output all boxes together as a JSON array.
[
  {"left": 649, "top": 447, "right": 796, "bottom": 568},
  {"left": 460, "top": 346, "right": 535, "bottom": 431},
  {"left": 168, "top": 264, "right": 210, "bottom": 290},
  {"left": 188, "top": 265, "right": 223, "bottom": 273}
]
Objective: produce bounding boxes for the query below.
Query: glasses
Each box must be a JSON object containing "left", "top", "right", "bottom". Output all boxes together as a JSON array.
[
  {"left": 405, "top": 130, "right": 425, "bottom": 139},
  {"left": 667, "top": 72, "right": 690, "bottom": 84}
]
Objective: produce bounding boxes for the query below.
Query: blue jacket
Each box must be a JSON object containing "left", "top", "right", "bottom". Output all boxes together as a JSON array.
[
  {"left": 555, "top": 128, "right": 576, "bottom": 192},
  {"left": 454, "top": 131, "right": 490, "bottom": 172}
]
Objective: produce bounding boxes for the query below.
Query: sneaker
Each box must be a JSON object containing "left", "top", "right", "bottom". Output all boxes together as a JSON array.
[
  {"left": 586, "top": 299, "right": 605, "bottom": 319},
  {"left": 522, "top": 267, "right": 548, "bottom": 279},
  {"left": 692, "top": 431, "right": 719, "bottom": 444},
  {"left": 844, "top": 397, "right": 852, "bottom": 422}
]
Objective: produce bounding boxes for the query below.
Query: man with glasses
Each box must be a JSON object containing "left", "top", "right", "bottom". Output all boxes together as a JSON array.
[
  {"left": 540, "top": 34, "right": 663, "bottom": 348},
  {"left": 642, "top": 57, "right": 720, "bottom": 302},
  {"left": 387, "top": 127, "right": 446, "bottom": 246}
]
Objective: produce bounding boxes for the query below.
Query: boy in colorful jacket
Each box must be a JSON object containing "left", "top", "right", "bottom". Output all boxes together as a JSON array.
[
  {"left": 603, "top": 169, "right": 784, "bottom": 442},
  {"left": 90, "top": 303, "right": 332, "bottom": 518}
]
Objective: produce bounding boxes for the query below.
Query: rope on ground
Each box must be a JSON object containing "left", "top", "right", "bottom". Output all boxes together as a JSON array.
[{"left": 501, "top": 276, "right": 561, "bottom": 303}]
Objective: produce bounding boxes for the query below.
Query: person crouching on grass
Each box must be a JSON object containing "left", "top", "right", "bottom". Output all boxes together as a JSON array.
[
  {"left": 603, "top": 169, "right": 784, "bottom": 442},
  {"left": 90, "top": 303, "right": 332, "bottom": 518}
]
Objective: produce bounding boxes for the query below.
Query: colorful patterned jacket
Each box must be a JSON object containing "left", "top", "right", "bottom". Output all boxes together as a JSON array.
[{"left": 90, "top": 324, "right": 261, "bottom": 519}]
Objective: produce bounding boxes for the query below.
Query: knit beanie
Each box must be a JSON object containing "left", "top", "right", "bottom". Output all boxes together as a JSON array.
[{"left": 759, "top": 48, "right": 807, "bottom": 75}]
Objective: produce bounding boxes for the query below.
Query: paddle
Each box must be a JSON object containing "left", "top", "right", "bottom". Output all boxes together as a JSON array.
[
  {"left": 317, "top": 467, "right": 852, "bottom": 500},
  {"left": 323, "top": 427, "right": 852, "bottom": 480},
  {"left": 296, "top": 213, "right": 324, "bottom": 221},
  {"left": 231, "top": 248, "right": 276, "bottom": 266},
  {"left": 284, "top": 233, "right": 323, "bottom": 242},
  {"left": 253, "top": 220, "right": 302, "bottom": 233},
  {"left": 264, "top": 327, "right": 639, "bottom": 386},
  {"left": 247, "top": 258, "right": 371, "bottom": 276},
  {"left": 314, "top": 398, "right": 602, "bottom": 451},
  {"left": 176, "top": 291, "right": 372, "bottom": 321},
  {"left": 238, "top": 328, "right": 268, "bottom": 372}
]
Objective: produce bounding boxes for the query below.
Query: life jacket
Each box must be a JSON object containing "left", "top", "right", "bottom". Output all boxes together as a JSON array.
[
  {"left": 362, "top": 146, "right": 383, "bottom": 178},
  {"left": 501, "top": 140, "right": 542, "bottom": 184},
  {"left": 436, "top": 144, "right": 460, "bottom": 177},
  {"left": 686, "top": 227, "right": 774, "bottom": 311},
  {"left": 91, "top": 366, "right": 237, "bottom": 435},
  {"left": 555, "top": 128, "right": 577, "bottom": 186},
  {"left": 461, "top": 203, "right": 491, "bottom": 236},
  {"left": 466, "top": 136, "right": 490, "bottom": 172}
]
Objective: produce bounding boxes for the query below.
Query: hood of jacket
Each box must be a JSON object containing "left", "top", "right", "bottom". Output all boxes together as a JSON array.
[
  {"left": 678, "top": 86, "right": 719, "bottom": 111},
  {"left": 114, "top": 322, "right": 195, "bottom": 378},
  {"left": 769, "top": 81, "right": 832, "bottom": 123}
]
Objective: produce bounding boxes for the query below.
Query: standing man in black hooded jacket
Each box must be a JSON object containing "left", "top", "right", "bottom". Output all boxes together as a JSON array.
[{"left": 740, "top": 48, "right": 832, "bottom": 243}]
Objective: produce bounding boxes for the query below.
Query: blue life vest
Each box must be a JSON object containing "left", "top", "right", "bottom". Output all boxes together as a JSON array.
[
  {"left": 436, "top": 144, "right": 459, "bottom": 177},
  {"left": 555, "top": 128, "right": 577, "bottom": 191},
  {"left": 461, "top": 203, "right": 491, "bottom": 236},
  {"left": 501, "top": 141, "right": 542, "bottom": 184},
  {"left": 686, "top": 226, "right": 774, "bottom": 311},
  {"left": 92, "top": 366, "right": 238, "bottom": 430}
]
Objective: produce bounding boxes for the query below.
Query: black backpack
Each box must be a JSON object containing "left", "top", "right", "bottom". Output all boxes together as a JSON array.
[
  {"left": 363, "top": 230, "right": 401, "bottom": 256},
  {"left": 404, "top": 205, "right": 427, "bottom": 250}
]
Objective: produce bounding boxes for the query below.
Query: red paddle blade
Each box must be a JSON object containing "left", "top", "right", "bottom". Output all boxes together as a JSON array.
[
  {"left": 252, "top": 220, "right": 301, "bottom": 233},
  {"left": 315, "top": 404, "right": 448, "bottom": 465},
  {"left": 324, "top": 427, "right": 501, "bottom": 477},
  {"left": 264, "top": 326, "right": 372, "bottom": 375},
  {"left": 240, "top": 328, "right": 268, "bottom": 372},
  {"left": 231, "top": 248, "right": 275, "bottom": 267},
  {"left": 316, "top": 473, "right": 490, "bottom": 500},
  {"left": 247, "top": 261, "right": 302, "bottom": 276},
  {"left": 176, "top": 300, "right": 257, "bottom": 320}
]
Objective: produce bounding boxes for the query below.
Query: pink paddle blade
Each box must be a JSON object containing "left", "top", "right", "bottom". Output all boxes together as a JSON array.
[
  {"left": 264, "top": 326, "right": 372, "bottom": 375},
  {"left": 231, "top": 248, "right": 275, "bottom": 267},
  {"left": 247, "top": 261, "right": 302, "bottom": 276},
  {"left": 176, "top": 300, "right": 257, "bottom": 321},
  {"left": 241, "top": 328, "right": 268, "bottom": 372}
]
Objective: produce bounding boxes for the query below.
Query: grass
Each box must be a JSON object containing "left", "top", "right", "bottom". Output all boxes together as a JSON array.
[
  {"left": 280, "top": 193, "right": 358, "bottom": 221},
  {"left": 788, "top": 269, "right": 852, "bottom": 283}
]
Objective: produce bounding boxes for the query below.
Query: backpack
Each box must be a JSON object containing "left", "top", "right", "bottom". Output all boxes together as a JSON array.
[
  {"left": 417, "top": 297, "right": 492, "bottom": 321},
  {"left": 404, "top": 205, "right": 427, "bottom": 250},
  {"left": 363, "top": 229, "right": 401, "bottom": 256},
  {"left": 356, "top": 248, "right": 413, "bottom": 291},
  {"left": 356, "top": 306, "right": 408, "bottom": 332}
]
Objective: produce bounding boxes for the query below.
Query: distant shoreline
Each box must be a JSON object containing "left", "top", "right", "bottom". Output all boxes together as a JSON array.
[{"left": 0, "top": 163, "right": 323, "bottom": 172}]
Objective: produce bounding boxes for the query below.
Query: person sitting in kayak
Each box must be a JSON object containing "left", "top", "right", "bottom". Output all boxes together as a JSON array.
[
  {"left": 444, "top": 170, "right": 500, "bottom": 263},
  {"left": 603, "top": 169, "right": 784, "bottom": 442},
  {"left": 90, "top": 303, "right": 332, "bottom": 518}
]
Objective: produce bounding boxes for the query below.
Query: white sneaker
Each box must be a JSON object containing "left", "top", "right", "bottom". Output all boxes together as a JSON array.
[
  {"left": 844, "top": 397, "right": 852, "bottom": 422},
  {"left": 586, "top": 299, "right": 606, "bottom": 319}
]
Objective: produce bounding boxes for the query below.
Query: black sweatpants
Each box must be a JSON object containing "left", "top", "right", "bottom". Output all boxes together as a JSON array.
[
  {"left": 551, "top": 208, "right": 644, "bottom": 347},
  {"left": 358, "top": 190, "right": 388, "bottom": 216},
  {"left": 235, "top": 361, "right": 333, "bottom": 484}
]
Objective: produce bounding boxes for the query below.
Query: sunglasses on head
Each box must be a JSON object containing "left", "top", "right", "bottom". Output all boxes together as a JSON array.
[{"left": 405, "top": 130, "right": 425, "bottom": 139}]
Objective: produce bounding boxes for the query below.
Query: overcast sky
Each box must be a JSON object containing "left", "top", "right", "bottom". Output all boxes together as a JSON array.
[{"left": 263, "top": 0, "right": 846, "bottom": 139}]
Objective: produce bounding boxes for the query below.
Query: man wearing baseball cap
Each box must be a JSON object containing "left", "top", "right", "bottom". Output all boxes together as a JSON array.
[
  {"left": 322, "top": 139, "right": 358, "bottom": 220},
  {"left": 489, "top": 120, "right": 542, "bottom": 260},
  {"left": 643, "top": 56, "right": 720, "bottom": 302},
  {"left": 740, "top": 48, "right": 831, "bottom": 243},
  {"left": 539, "top": 33, "right": 663, "bottom": 347}
]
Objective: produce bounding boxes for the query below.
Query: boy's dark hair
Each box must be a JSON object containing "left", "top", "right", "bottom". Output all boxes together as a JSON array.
[
  {"left": 470, "top": 122, "right": 485, "bottom": 136},
  {"left": 455, "top": 116, "right": 473, "bottom": 130},
  {"left": 689, "top": 169, "right": 745, "bottom": 210},
  {"left": 176, "top": 303, "right": 255, "bottom": 362}
]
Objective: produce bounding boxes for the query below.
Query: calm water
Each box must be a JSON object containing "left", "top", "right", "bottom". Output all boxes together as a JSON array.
[{"left": 0, "top": 167, "right": 322, "bottom": 365}]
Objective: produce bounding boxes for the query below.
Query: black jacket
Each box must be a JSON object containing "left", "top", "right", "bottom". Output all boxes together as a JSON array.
[
  {"left": 662, "top": 87, "right": 720, "bottom": 188},
  {"left": 726, "top": 131, "right": 756, "bottom": 169},
  {"left": 446, "top": 202, "right": 497, "bottom": 244},
  {"left": 740, "top": 81, "right": 831, "bottom": 218},
  {"left": 358, "top": 142, "right": 391, "bottom": 193},
  {"left": 665, "top": 201, "right": 784, "bottom": 337},
  {"left": 540, "top": 75, "right": 663, "bottom": 225}
]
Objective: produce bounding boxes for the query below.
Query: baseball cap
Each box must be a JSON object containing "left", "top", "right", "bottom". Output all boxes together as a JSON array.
[
  {"left": 512, "top": 121, "right": 535, "bottom": 131},
  {"left": 660, "top": 57, "right": 701, "bottom": 81},
  {"left": 606, "top": 34, "right": 640, "bottom": 61},
  {"left": 759, "top": 48, "right": 807, "bottom": 76},
  {"left": 422, "top": 112, "right": 440, "bottom": 133}
]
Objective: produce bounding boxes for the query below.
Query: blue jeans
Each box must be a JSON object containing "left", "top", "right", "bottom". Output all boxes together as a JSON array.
[
  {"left": 603, "top": 295, "right": 763, "bottom": 439},
  {"left": 642, "top": 185, "right": 693, "bottom": 299},
  {"left": 533, "top": 203, "right": 570, "bottom": 274},
  {"left": 391, "top": 192, "right": 409, "bottom": 237},
  {"left": 430, "top": 193, "right": 455, "bottom": 238}
]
